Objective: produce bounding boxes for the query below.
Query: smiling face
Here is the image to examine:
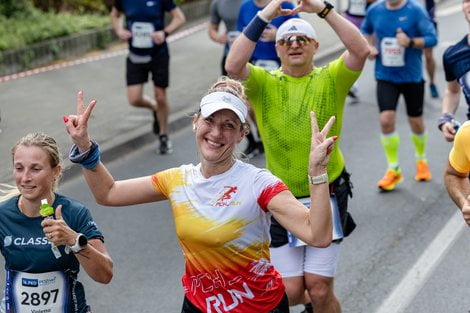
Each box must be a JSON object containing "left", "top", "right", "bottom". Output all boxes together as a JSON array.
[
  {"left": 195, "top": 109, "right": 245, "bottom": 170},
  {"left": 13, "top": 145, "right": 60, "bottom": 203},
  {"left": 276, "top": 34, "right": 318, "bottom": 70}
]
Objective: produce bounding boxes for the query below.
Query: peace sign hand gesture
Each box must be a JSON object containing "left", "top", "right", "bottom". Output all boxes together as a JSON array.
[
  {"left": 308, "top": 112, "right": 336, "bottom": 175},
  {"left": 64, "top": 91, "right": 97, "bottom": 153}
]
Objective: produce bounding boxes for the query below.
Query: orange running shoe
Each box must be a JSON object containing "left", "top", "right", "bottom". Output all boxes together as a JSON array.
[
  {"left": 415, "top": 160, "right": 432, "bottom": 181},
  {"left": 377, "top": 168, "right": 403, "bottom": 191}
]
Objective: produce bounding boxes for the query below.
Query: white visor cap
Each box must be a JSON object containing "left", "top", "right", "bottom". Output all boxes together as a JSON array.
[
  {"left": 276, "top": 18, "right": 318, "bottom": 41},
  {"left": 200, "top": 91, "right": 247, "bottom": 123}
]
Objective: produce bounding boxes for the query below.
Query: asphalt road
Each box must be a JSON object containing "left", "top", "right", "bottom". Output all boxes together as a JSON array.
[{"left": 1, "top": 0, "right": 470, "bottom": 312}]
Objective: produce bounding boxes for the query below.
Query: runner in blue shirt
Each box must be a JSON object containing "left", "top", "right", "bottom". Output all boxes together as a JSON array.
[
  {"left": 237, "top": 0, "right": 298, "bottom": 69},
  {"left": 438, "top": 0, "right": 470, "bottom": 142},
  {"left": 0, "top": 133, "right": 113, "bottom": 313},
  {"left": 361, "top": 0, "right": 437, "bottom": 191},
  {"left": 236, "top": 0, "right": 299, "bottom": 159}
]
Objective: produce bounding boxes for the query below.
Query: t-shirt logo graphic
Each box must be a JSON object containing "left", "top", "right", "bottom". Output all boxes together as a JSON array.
[
  {"left": 214, "top": 186, "right": 238, "bottom": 206},
  {"left": 4, "top": 235, "right": 12, "bottom": 247}
]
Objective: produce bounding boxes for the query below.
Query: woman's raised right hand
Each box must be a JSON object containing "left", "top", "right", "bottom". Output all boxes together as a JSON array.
[
  {"left": 308, "top": 112, "right": 336, "bottom": 174},
  {"left": 64, "top": 90, "right": 96, "bottom": 153}
]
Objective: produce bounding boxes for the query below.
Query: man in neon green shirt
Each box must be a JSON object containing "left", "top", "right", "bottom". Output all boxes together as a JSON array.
[{"left": 225, "top": 0, "right": 369, "bottom": 312}]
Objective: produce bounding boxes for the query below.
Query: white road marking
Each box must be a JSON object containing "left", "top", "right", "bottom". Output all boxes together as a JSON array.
[
  {"left": 374, "top": 210, "right": 467, "bottom": 313},
  {"left": 437, "top": 3, "right": 463, "bottom": 17}
]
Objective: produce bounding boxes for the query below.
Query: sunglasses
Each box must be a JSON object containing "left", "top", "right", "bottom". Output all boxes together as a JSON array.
[{"left": 277, "top": 35, "right": 313, "bottom": 47}]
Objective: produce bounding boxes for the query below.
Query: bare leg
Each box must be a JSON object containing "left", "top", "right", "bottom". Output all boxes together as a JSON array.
[
  {"left": 127, "top": 84, "right": 157, "bottom": 110},
  {"left": 379, "top": 110, "right": 396, "bottom": 134},
  {"left": 305, "top": 273, "right": 341, "bottom": 313},
  {"left": 407, "top": 115, "right": 425, "bottom": 135},
  {"left": 154, "top": 86, "right": 169, "bottom": 135},
  {"left": 424, "top": 48, "right": 439, "bottom": 98},
  {"left": 282, "top": 276, "right": 310, "bottom": 306},
  {"left": 424, "top": 48, "right": 436, "bottom": 85}
]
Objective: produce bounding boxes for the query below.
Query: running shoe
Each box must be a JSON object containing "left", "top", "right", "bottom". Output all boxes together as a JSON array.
[
  {"left": 415, "top": 160, "right": 432, "bottom": 181},
  {"left": 152, "top": 111, "right": 160, "bottom": 135},
  {"left": 377, "top": 168, "right": 403, "bottom": 191},
  {"left": 429, "top": 84, "right": 439, "bottom": 98},
  {"left": 158, "top": 134, "right": 173, "bottom": 154},
  {"left": 301, "top": 303, "right": 313, "bottom": 313}
]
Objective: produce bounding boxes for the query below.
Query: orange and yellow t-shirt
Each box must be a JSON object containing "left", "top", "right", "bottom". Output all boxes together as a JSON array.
[{"left": 152, "top": 160, "right": 288, "bottom": 312}]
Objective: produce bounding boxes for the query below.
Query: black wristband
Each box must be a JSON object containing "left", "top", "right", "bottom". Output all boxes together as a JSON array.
[
  {"left": 408, "top": 38, "right": 415, "bottom": 48},
  {"left": 243, "top": 13, "right": 268, "bottom": 42},
  {"left": 164, "top": 31, "right": 169, "bottom": 38},
  {"left": 318, "top": 1, "right": 334, "bottom": 18}
]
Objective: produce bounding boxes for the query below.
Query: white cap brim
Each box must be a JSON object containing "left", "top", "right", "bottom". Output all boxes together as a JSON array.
[
  {"left": 200, "top": 92, "right": 247, "bottom": 123},
  {"left": 276, "top": 18, "right": 318, "bottom": 41}
]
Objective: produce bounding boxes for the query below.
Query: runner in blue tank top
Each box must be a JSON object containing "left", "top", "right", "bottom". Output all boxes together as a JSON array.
[{"left": 438, "top": 0, "right": 470, "bottom": 142}]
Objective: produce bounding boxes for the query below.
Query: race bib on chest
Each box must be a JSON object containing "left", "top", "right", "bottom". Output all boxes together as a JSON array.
[
  {"left": 254, "top": 59, "right": 279, "bottom": 72},
  {"left": 5, "top": 270, "right": 68, "bottom": 313},
  {"left": 131, "top": 22, "right": 155, "bottom": 49},
  {"left": 348, "top": 0, "right": 367, "bottom": 16},
  {"left": 381, "top": 37, "right": 405, "bottom": 67}
]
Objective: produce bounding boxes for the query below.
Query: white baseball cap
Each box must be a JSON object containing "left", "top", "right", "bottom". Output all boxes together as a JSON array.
[
  {"left": 200, "top": 91, "right": 247, "bottom": 123},
  {"left": 276, "top": 18, "right": 318, "bottom": 41}
]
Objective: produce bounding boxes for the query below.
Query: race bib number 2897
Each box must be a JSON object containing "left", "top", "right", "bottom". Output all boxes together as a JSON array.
[{"left": 5, "top": 270, "right": 68, "bottom": 313}]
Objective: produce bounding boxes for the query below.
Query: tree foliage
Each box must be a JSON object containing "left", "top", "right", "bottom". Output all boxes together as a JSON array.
[
  {"left": 0, "top": 0, "right": 35, "bottom": 18},
  {"left": 0, "top": 5, "right": 109, "bottom": 51},
  {"left": 31, "top": 0, "right": 112, "bottom": 14},
  {"left": 0, "top": 0, "right": 201, "bottom": 51}
]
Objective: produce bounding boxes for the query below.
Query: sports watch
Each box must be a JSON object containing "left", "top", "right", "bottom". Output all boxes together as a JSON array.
[
  {"left": 69, "top": 233, "right": 88, "bottom": 253},
  {"left": 318, "top": 1, "right": 334, "bottom": 18}
]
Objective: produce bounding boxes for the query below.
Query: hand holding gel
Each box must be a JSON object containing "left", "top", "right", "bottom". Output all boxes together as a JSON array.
[{"left": 40, "top": 199, "right": 62, "bottom": 259}]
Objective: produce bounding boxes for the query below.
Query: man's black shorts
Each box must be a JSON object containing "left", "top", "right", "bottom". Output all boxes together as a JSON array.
[
  {"left": 376, "top": 80, "right": 425, "bottom": 117},
  {"left": 126, "top": 51, "right": 170, "bottom": 88}
]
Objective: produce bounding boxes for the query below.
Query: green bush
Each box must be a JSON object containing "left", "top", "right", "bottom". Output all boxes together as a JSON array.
[
  {"left": 0, "top": 7, "right": 109, "bottom": 51},
  {"left": 0, "top": 0, "right": 36, "bottom": 18},
  {"left": 31, "top": 0, "right": 110, "bottom": 14},
  {"left": 0, "top": 0, "right": 204, "bottom": 51}
]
